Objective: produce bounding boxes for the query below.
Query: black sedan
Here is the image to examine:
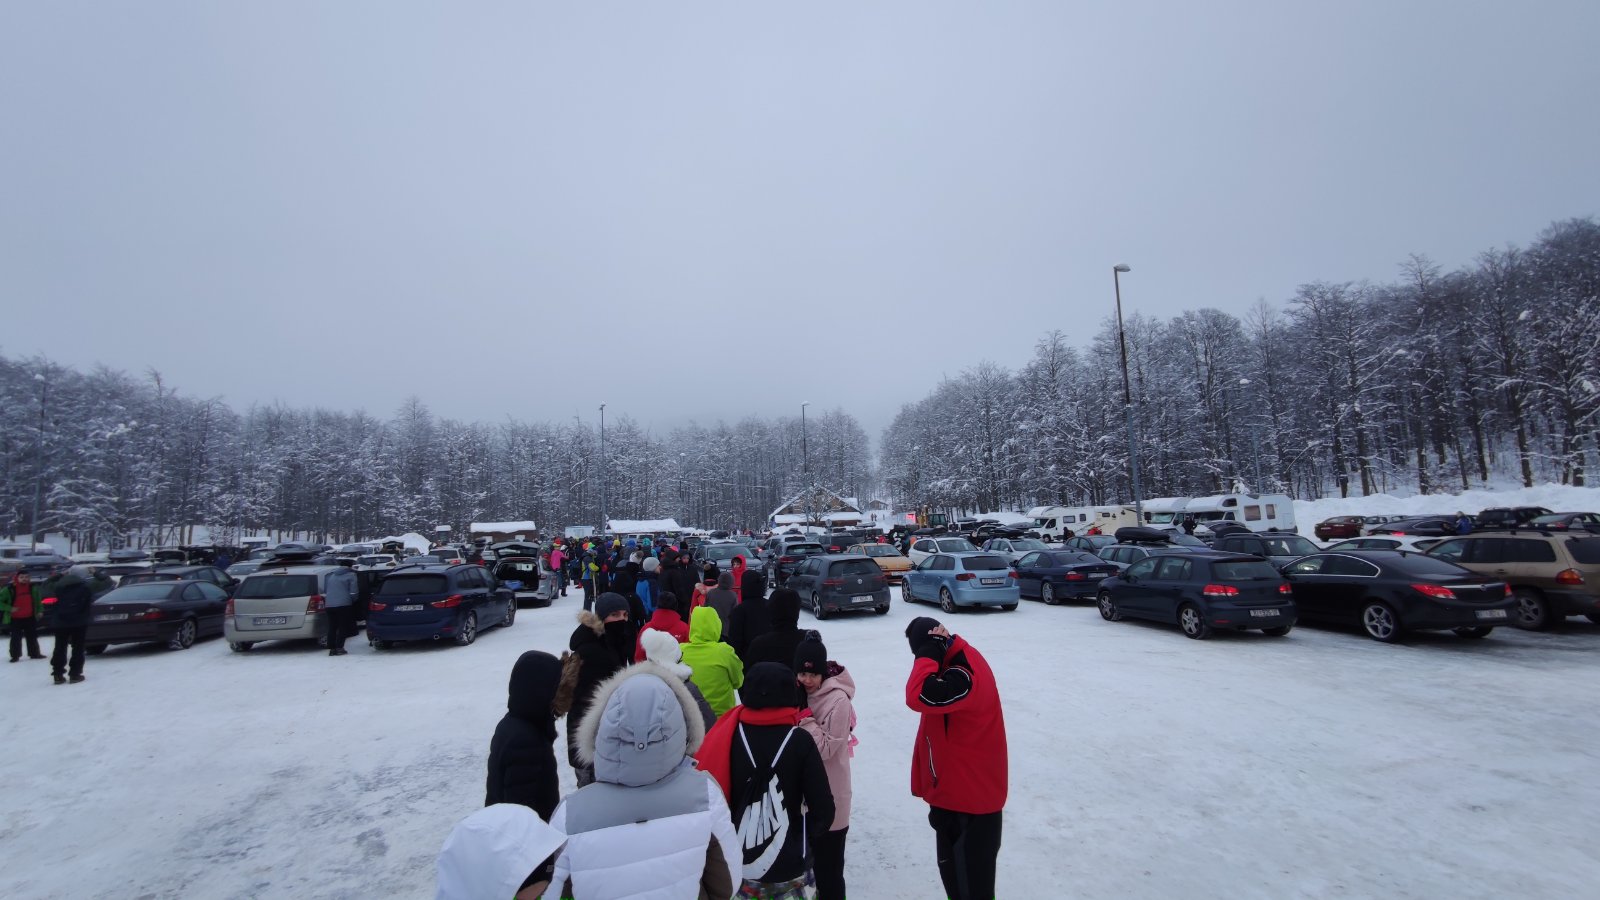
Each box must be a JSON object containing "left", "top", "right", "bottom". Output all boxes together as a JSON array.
[
  {"left": 1062, "top": 535, "right": 1117, "bottom": 553},
  {"left": 1096, "top": 550, "right": 1297, "bottom": 639},
  {"left": 1371, "top": 516, "right": 1459, "bottom": 537},
  {"left": 118, "top": 565, "right": 238, "bottom": 593},
  {"left": 1281, "top": 550, "right": 1515, "bottom": 642},
  {"left": 86, "top": 580, "right": 231, "bottom": 653},
  {"left": 1012, "top": 550, "right": 1120, "bottom": 604}
]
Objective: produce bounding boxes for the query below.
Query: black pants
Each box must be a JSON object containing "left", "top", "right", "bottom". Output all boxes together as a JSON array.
[
  {"left": 581, "top": 580, "right": 594, "bottom": 610},
  {"left": 326, "top": 606, "right": 356, "bottom": 652},
  {"left": 928, "top": 807, "right": 1002, "bottom": 900},
  {"left": 812, "top": 826, "right": 849, "bottom": 900},
  {"left": 52, "top": 626, "right": 87, "bottom": 679},
  {"left": 9, "top": 616, "right": 42, "bottom": 660},
  {"left": 567, "top": 738, "right": 595, "bottom": 787}
]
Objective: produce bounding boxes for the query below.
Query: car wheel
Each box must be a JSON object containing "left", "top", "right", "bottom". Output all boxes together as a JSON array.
[
  {"left": 901, "top": 583, "right": 916, "bottom": 604},
  {"left": 229, "top": 641, "right": 254, "bottom": 652},
  {"left": 1511, "top": 588, "right": 1553, "bottom": 630},
  {"left": 1262, "top": 625, "right": 1292, "bottom": 636},
  {"left": 812, "top": 593, "right": 830, "bottom": 621},
  {"left": 1098, "top": 591, "right": 1121, "bottom": 621},
  {"left": 454, "top": 611, "right": 478, "bottom": 646},
  {"left": 1000, "top": 603, "right": 1018, "bottom": 611},
  {"left": 370, "top": 639, "right": 393, "bottom": 650},
  {"left": 1361, "top": 601, "right": 1403, "bottom": 643},
  {"left": 168, "top": 618, "right": 198, "bottom": 651},
  {"left": 1453, "top": 626, "right": 1494, "bottom": 639},
  {"left": 503, "top": 602, "right": 516, "bottom": 628},
  {"left": 1041, "top": 582, "right": 1058, "bottom": 606},
  {"left": 939, "top": 587, "right": 957, "bottom": 614},
  {"left": 87, "top": 644, "right": 108, "bottom": 656},
  {"left": 1178, "top": 603, "right": 1212, "bottom": 640}
]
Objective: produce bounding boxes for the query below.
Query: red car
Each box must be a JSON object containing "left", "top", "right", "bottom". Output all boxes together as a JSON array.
[{"left": 1313, "top": 516, "right": 1365, "bottom": 541}]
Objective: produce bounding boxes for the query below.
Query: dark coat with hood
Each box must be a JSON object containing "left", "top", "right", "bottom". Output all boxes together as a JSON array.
[
  {"left": 49, "top": 570, "right": 96, "bottom": 629},
  {"left": 662, "top": 560, "right": 700, "bottom": 613},
  {"left": 563, "top": 608, "right": 638, "bottom": 751},
  {"left": 727, "top": 572, "right": 770, "bottom": 659},
  {"left": 485, "top": 650, "right": 565, "bottom": 819},
  {"left": 742, "top": 589, "right": 808, "bottom": 671}
]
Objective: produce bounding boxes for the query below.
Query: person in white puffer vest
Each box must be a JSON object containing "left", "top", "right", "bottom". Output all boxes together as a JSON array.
[{"left": 548, "top": 660, "right": 741, "bottom": 899}]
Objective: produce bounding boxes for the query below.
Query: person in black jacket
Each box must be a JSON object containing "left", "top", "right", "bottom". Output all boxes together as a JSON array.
[
  {"left": 485, "top": 650, "right": 567, "bottom": 821},
  {"left": 743, "top": 589, "right": 810, "bottom": 671},
  {"left": 49, "top": 566, "right": 95, "bottom": 684},
  {"left": 558, "top": 593, "right": 636, "bottom": 787},
  {"left": 661, "top": 556, "right": 700, "bottom": 618},
  {"left": 727, "top": 571, "right": 772, "bottom": 663}
]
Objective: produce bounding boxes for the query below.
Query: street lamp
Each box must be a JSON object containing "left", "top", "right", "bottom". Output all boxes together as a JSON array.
[
  {"left": 598, "top": 404, "right": 607, "bottom": 536},
  {"left": 30, "top": 373, "right": 46, "bottom": 544},
  {"left": 1112, "top": 264, "right": 1144, "bottom": 519}
]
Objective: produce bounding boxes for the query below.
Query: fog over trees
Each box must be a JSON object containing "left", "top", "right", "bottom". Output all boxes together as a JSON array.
[{"left": 3, "top": 218, "right": 1596, "bottom": 546}]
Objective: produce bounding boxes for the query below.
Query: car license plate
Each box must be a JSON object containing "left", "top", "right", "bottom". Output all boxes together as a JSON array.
[
  {"left": 253, "top": 616, "right": 288, "bottom": 626},
  {"left": 980, "top": 577, "right": 1004, "bottom": 585},
  {"left": 95, "top": 613, "right": 128, "bottom": 622},
  {"left": 395, "top": 604, "right": 424, "bottom": 612},
  {"left": 1249, "top": 609, "right": 1278, "bottom": 618},
  {"left": 853, "top": 594, "right": 876, "bottom": 604},
  {"left": 1476, "top": 609, "right": 1508, "bottom": 620}
]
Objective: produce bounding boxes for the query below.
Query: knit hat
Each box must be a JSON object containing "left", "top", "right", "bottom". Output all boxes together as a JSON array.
[
  {"left": 639, "top": 628, "right": 691, "bottom": 679},
  {"left": 642, "top": 557, "right": 660, "bottom": 573},
  {"left": 906, "top": 616, "right": 943, "bottom": 653},
  {"left": 741, "top": 662, "right": 800, "bottom": 709},
  {"left": 793, "top": 638, "right": 828, "bottom": 677},
  {"left": 595, "top": 592, "right": 630, "bottom": 620}
]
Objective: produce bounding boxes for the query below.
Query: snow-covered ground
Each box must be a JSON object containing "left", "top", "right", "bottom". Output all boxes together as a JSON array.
[{"left": 4, "top": 486, "right": 1598, "bottom": 899}]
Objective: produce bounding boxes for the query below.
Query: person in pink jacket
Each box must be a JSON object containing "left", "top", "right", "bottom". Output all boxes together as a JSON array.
[{"left": 795, "top": 637, "right": 856, "bottom": 900}]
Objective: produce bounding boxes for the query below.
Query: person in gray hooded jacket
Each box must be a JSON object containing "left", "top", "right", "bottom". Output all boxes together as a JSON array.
[{"left": 548, "top": 660, "right": 742, "bottom": 899}]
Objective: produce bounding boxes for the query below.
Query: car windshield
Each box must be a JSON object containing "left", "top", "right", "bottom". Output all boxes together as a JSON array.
[
  {"left": 1009, "top": 539, "right": 1047, "bottom": 551},
  {"left": 1263, "top": 536, "right": 1318, "bottom": 556},
  {"left": 960, "top": 555, "right": 1008, "bottom": 571},
  {"left": 790, "top": 544, "right": 823, "bottom": 554},
  {"left": 235, "top": 574, "right": 318, "bottom": 599},
  {"left": 936, "top": 539, "right": 977, "bottom": 552},
  {"left": 1390, "top": 554, "right": 1476, "bottom": 577},
  {"left": 356, "top": 556, "right": 391, "bottom": 566},
  {"left": 861, "top": 545, "right": 902, "bottom": 557},
  {"left": 1212, "top": 560, "right": 1283, "bottom": 581},
  {"left": 101, "top": 583, "right": 178, "bottom": 602},
  {"left": 377, "top": 574, "right": 449, "bottom": 596},
  {"left": 1567, "top": 540, "right": 1600, "bottom": 565}
]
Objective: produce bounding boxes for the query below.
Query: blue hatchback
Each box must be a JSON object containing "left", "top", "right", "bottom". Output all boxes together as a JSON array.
[
  {"left": 901, "top": 552, "right": 1021, "bottom": 613},
  {"left": 366, "top": 564, "right": 514, "bottom": 648}
]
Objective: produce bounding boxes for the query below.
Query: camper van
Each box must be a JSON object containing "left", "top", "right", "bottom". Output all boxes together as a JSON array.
[
  {"left": 1143, "top": 493, "right": 1296, "bottom": 534},
  {"left": 1026, "top": 505, "right": 1140, "bottom": 541}
]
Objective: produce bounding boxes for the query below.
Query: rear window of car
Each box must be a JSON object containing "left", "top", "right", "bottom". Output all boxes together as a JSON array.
[
  {"left": 119, "top": 572, "right": 178, "bottom": 584},
  {"left": 790, "top": 543, "right": 823, "bottom": 554},
  {"left": 236, "top": 574, "right": 318, "bottom": 599},
  {"left": 1211, "top": 560, "right": 1282, "bottom": 581},
  {"left": 831, "top": 559, "right": 881, "bottom": 578},
  {"left": 378, "top": 574, "right": 449, "bottom": 596},
  {"left": 960, "top": 555, "right": 1009, "bottom": 571},
  {"left": 936, "top": 539, "right": 976, "bottom": 552},
  {"left": 104, "top": 583, "right": 178, "bottom": 602},
  {"left": 1262, "top": 536, "right": 1318, "bottom": 556},
  {"left": 706, "top": 546, "right": 743, "bottom": 560},
  {"left": 861, "top": 545, "right": 900, "bottom": 557},
  {"left": 1566, "top": 540, "right": 1600, "bottom": 565},
  {"left": 1389, "top": 554, "right": 1474, "bottom": 577},
  {"left": 357, "top": 556, "right": 391, "bottom": 566}
]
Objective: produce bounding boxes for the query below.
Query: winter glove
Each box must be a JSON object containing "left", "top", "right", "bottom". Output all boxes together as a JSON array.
[{"left": 913, "top": 634, "right": 949, "bottom": 663}]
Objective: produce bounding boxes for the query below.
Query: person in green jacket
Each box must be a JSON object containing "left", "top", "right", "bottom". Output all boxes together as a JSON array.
[{"left": 680, "top": 606, "right": 743, "bottom": 717}]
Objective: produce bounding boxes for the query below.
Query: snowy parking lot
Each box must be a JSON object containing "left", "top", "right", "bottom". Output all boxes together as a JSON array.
[{"left": 4, "top": 590, "right": 1597, "bottom": 899}]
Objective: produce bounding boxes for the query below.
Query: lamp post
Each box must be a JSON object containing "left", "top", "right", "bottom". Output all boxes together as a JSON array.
[
  {"left": 598, "top": 404, "right": 607, "bottom": 536},
  {"left": 29, "top": 373, "right": 46, "bottom": 544},
  {"left": 1113, "top": 264, "right": 1144, "bottom": 520}
]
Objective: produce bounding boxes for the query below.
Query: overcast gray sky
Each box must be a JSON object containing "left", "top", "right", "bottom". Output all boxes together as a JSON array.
[{"left": 4, "top": 1, "right": 1597, "bottom": 439}]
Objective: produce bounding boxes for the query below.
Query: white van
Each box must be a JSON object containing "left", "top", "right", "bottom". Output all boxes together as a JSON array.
[{"left": 1026, "top": 505, "right": 1139, "bottom": 540}]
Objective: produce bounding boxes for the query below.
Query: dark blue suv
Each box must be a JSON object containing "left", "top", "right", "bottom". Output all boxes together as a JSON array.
[{"left": 366, "top": 564, "right": 514, "bottom": 648}]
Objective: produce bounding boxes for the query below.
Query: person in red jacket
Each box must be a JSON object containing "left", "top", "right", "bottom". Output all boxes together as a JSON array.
[
  {"left": 904, "top": 616, "right": 1007, "bottom": 900},
  {"left": 633, "top": 591, "right": 690, "bottom": 662}
]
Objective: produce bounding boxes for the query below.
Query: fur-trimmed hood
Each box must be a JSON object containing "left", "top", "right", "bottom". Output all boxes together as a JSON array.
[
  {"left": 573, "top": 661, "right": 708, "bottom": 787},
  {"left": 574, "top": 608, "right": 605, "bottom": 637}
]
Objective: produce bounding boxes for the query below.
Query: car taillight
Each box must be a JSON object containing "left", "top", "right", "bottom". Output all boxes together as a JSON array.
[
  {"left": 1008, "top": 571, "right": 1018, "bottom": 579},
  {"left": 1411, "top": 583, "right": 1456, "bottom": 600},
  {"left": 1389, "top": 531, "right": 1407, "bottom": 536},
  {"left": 1503, "top": 584, "right": 1513, "bottom": 596},
  {"left": 1556, "top": 568, "right": 1585, "bottom": 585},
  {"left": 822, "top": 578, "right": 843, "bottom": 586},
  {"left": 432, "top": 594, "right": 464, "bottom": 608},
  {"left": 42, "top": 596, "right": 57, "bottom": 605},
  {"left": 955, "top": 572, "right": 975, "bottom": 581},
  {"left": 131, "top": 607, "right": 164, "bottom": 621},
  {"left": 306, "top": 594, "right": 326, "bottom": 612},
  {"left": 1201, "top": 584, "right": 1239, "bottom": 597},
  {"left": 368, "top": 600, "right": 387, "bottom": 611},
  {"left": 1064, "top": 572, "right": 1087, "bottom": 581},
  {"left": 1279, "top": 583, "right": 1293, "bottom": 594}
]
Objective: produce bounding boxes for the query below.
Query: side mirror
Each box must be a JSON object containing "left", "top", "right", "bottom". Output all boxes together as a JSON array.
[{"left": 1124, "top": 573, "right": 1138, "bottom": 584}]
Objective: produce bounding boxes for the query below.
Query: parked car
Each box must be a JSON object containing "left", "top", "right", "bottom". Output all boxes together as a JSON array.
[
  {"left": 766, "top": 542, "right": 825, "bottom": 586},
  {"left": 1210, "top": 531, "right": 1320, "bottom": 567},
  {"left": 425, "top": 547, "right": 468, "bottom": 565},
  {"left": 225, "top": 566, "right": 348, "bottom": 651},
  {"left": 818, "top": 533, "right": 868, "bottom": 553},
  {"left": 842, "top": 543, "right": 913, "bottom": 582},
  {"left": 1426, "top": 533, "right": 1600, "bottom": 629},
  {"left": 785, "top": 555, "right": 891, "bottom": 619},
  {"left": 117, "top": 565, "right": 237, "bottom": 593},
  {"left": 1281, "top": 550, "right": 1514, "bottom": 642},
  {"left": 1314, "top": 516, "right": 1367, "bottom": 542},
  {"left": 99, "top": 562, "right": 155, "bottom": 585},
  {"left": 901, "top": 553, "right": 1020, "bottom": 613},
  {"left": 1012, "top": 550, "right": 1121, "bottom": 605},
  {"left": 973, "top": 520, "right": 1029, "bottom": 541},
  {"left": 1097, "top": 542, "right": 1207, "bottom": 572},
  {"left": 85, "top": 580, "right": 230, "bottom": 654},
  {"left": 353, "top": 554, "right": 400, "bottom": 573},
  {"left": 1096, "top": 551, "right": 1297, "bottom": 639},
  {"left": 906, "top": 536, "right": 979, "bottom": 566},
  {"left": 367, "top": 564, "right": 515, "bottom": 648},
  {"left": 1359, "top": 514, "right": 1408, "bottom": 535},
  {"left": 1474, "top": 506, "right": 1554, "bottom": 531},
  {"left": 979, "top": 537, "right": 1051, "bottom": 564},
  {"left": 1324, "top": 536, "right": 1443, "bottom": 553},
  {"left": 491, "top": 556, "right": 549, "bottom": 607},
  {"left": 1527, "top": 512, "right": 1600, "bottom": 534},
  {"left": 1372, "top": 516, "right": 1460, "bottom": 537},
  {"left": 1062, "top": 534, "right": 1118, "bottom": 554},
  {"left": 696, "top": 542, "right": 752, "bottom": 571}
]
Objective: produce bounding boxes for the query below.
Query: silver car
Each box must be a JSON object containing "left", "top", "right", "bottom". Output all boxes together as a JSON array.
[
  {"left": 980, "top": 537, "right": 1051, "bottom": 564},
  {"left": 225, "top": 565, "right": 344, "bottom": 652}
]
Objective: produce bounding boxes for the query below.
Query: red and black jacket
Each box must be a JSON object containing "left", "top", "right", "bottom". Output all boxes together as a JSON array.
[{"left": 904, "top": 635, "right": 1008, "bottom": 814}]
